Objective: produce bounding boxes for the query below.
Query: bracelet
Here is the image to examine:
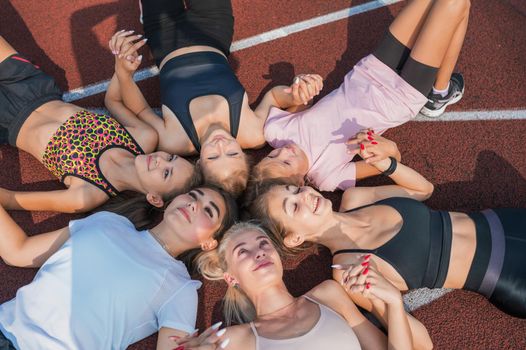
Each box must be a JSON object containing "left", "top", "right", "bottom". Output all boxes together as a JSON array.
[{"left": 382, "top": 157, "right": 398, "bottom": 176}]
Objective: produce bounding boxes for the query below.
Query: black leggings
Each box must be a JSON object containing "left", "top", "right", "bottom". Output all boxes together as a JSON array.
[
  {"left": 141, "top": 0, "right": 234, "bottom": 66},
  {"left": 373, "top": 31, "right": 438, "bottom": 96},
  {"left": 465, "top": 208, "right": 526, "bottom": 318}
]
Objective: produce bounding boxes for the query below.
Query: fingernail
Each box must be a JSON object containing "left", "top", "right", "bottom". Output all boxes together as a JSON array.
[
  {"left": 138, "top": 55, "right": 143, "bottom": 60},
  {"left": 137, "top": 34, "right": 143, "bottom": 38},
  {"left": 174, "top": 346, "right": 184, "bottom": 350},
  {"left": 191, "top": 329, "right": 199, "bottom": 336},
  {"left": 126, "top": 55, "right": 133, "bottom": 60},
  {"left": 216, "top": 328, "right": 227, "bottom": 337},
  {"left": 363, "top": 267, "right": 369, "bottom": 275},
  {"left": 293, "top": 77, "right": 300, "bottom": 84},
  {"left": 211, "top": 321, "right": 222, "bottom": 330},
  {"left": 360, "top": 144, "right": 365, "bottom": 150},
  {"left": 361, "top": 261, "right": 369, "bottom": 267},
  {"left": 367, "top": 131, "right": 372, "bottom": 135},
  {"left": 364, "top": 254, "right": 371, "bottom": 260},
  {"left": 220, "top": 338, "right": 231, "bottom": 349},
  {"left": 366, "top": 282, "right": 371, "bottom": 289},
  {"left": 371, "top": 141, "right": 378, "bottom": 145},
  {"left": 143, "top": 38, "right": 148, "bottom": 42},
  {"left": 331, "top": 264, "right": 343, "bottom": 269},
  {"left": 169, "top": 336, "right": 181, "bottom": 340},
  {"left": 367, "top": 136, "right": 374, "bottom": 141}
]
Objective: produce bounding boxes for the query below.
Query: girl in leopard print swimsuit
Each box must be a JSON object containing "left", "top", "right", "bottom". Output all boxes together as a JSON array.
[{"left": 0, "top": 35, "right": 199, "bottom": 213}]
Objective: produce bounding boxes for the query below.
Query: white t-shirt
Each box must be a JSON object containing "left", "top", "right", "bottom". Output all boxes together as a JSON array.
[{"left": 0, "top": 211, "right": 201, "bottom": 350}]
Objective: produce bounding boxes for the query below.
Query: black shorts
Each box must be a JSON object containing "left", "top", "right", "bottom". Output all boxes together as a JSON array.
[
  {"left": 141, "top": 0, "right": 234, "bottom": 66},
  {"left": 0, "top": 54, "right": 62, "bottom": 146},
  {"left": 373, "top": 31, "right": 438, "bottom": 96}
]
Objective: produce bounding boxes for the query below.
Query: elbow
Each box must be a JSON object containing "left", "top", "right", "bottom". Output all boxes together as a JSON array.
[{"left": 424, "top": 182, "right": 434, "bottom": 200}]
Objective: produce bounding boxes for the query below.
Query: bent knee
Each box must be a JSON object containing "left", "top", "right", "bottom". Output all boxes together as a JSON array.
[{"left": 437, "top": 0, "right": 470, "bottom": 18}]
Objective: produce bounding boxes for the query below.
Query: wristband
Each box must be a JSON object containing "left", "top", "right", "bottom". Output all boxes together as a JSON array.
[{"left": 382, "top": 157, "right": 398, "bottom": 176}]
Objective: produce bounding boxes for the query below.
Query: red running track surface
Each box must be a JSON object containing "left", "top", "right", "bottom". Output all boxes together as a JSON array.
[{"left": 1, "top": 0, "right": 525, "bottom": 349}]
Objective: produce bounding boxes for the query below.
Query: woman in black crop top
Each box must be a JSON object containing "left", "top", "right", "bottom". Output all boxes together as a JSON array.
[
  {"left": 107, "top": 0, "right": 323, "bottom": 198},
  {"left": 247, "top": 131, "right": 526, "bottom": 345},
  {"left": 0, "top": 35, "right": 199, "bottom": 214}
]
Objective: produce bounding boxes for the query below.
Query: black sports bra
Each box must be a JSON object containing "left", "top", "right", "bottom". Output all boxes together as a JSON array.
[
  {"left": 333, "top": 197, "right": 452, "bottom": 289},
  {"left": 160, "top": 51, "right": 245, "bottom": 152}
]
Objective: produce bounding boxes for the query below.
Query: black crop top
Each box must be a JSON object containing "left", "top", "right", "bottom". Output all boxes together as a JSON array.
[
  {"left": 160, "top": 51, "right": 245, "bottom": 152},
  {"left": 333, "top": 197, "right": 453, "bottom": 289}
]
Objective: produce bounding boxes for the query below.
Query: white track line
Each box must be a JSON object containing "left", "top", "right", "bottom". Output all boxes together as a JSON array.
[{"left": 63, "top": 0, "right": 402, "bottom": 103}]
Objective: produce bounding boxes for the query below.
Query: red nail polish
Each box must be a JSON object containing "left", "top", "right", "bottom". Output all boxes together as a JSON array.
[
  {"left": 371, "top": 141, "right": 378, "bottom": 145},
  {"left": 174, "top": 346, "right": 185, "bottom": 350},
  {"left": 367, "top": 131, "right": 372, "bottom": 135},
  {"left": 360, "top": 144, "right": 365, "bottom": 150},
  {"left": 367, "top": 136, "right": 374, "bottom": 140},
  {"left": 364, "top": 254, "right": 371, "bottom": 260},
  {"left": 361, "top": 261, "right": 369, "bottom": 266},
  {"left": 366, "top": 282, "right": 371, "bottom": 289},
  {"left": 363, "top": 267, "right": 369, "bottom": 275}
]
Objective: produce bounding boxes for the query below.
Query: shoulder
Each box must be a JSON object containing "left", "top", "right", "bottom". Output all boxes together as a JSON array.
[
  {"left": 223, "top": 324, "right": 256, "bottom": 350},
  {"left": 306, "top": 280, "right": 364, "bottom": 323},
  {"left": 307, "top": 279, "right": 348, "bottom": 303}
]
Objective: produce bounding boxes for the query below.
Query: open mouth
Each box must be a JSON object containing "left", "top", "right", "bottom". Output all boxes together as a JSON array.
[
  {"left": 178, "top": 207, "right": 191, "bottom": 223},
  {"left": 253, "top": 260, "right": 273, "bottom": 271},
  {"left": 313, "top": 197, "right": 320, "bottom": 213}
]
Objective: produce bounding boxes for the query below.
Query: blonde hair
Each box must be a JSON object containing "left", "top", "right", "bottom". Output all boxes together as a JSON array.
[
  {"left": 197, "top": 222, "right": 280, "bottom": 325},
  {"left": 199, "top": 154, "right": 252, "bottom": 199},
  {"left": 251, "top": 159, "right": 304, "bottom": 186}
]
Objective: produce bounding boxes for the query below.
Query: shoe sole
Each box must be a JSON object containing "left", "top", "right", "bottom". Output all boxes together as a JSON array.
[{"left": 420, "top": 88, "right": 464, "bottom": 118}]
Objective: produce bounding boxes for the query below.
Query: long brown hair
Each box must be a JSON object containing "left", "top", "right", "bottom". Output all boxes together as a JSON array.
[{"left": 98, "top": 185, "right": 239, "bottom": 272}]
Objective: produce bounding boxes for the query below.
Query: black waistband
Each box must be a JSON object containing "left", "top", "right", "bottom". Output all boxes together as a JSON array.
[
  {"left": 422, "top": 210, "right": 452, "bottom": 288},
  {"left": 160, "top": 51, "right": 229, "bottom": 72}
]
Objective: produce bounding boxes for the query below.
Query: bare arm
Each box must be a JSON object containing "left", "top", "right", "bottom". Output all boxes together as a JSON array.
[
  {"left": 107, "top": 30, "right": 166, "bottom": 134},
  {"left": 0, "top": 205, "right": 70, "bottom": 267},
  {"left": 341, "top": 133, "right": 433, "bottom": 211},
  {"left": 0, "top": 186, "right": 105, "bottom": 213},
  {"left": 253, "top": 74, "right": 323, "bottom": 121},
  {"left": 333, "top": 263, "right": 433, "bottom": 350}
]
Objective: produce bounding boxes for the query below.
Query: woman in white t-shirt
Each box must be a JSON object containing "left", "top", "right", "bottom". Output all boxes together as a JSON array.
[{"left": 0, "top": 185, "right": 237, "bottom": 350}]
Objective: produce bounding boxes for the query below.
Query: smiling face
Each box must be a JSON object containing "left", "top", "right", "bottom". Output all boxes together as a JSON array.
[
  {"left": 265, "top": 184, "right": 332, "bottom": 247},
  {"left": 135, "top": 151, "right": 195, "bottom": 199},
  {"left": 164, "top": 187, "right": 227, "bottom": 247},
  {"left": 200, "top": 129, "right": 246, "bottom": 176},
  {"left": 255, "top": 143, "right": 309, "bottom": 181},
  {"left": 224, "top": 228, "right": 283, "bottom": 291}
]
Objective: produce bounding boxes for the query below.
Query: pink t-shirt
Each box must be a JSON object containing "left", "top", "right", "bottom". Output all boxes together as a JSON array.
[{"left": 264, "top": 54, "right": 427, "bottom": 191}]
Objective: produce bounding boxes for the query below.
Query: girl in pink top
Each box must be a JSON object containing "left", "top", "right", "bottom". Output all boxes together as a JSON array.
[{"left": 253, "top": 0, "right": 470, "bottom": 191}]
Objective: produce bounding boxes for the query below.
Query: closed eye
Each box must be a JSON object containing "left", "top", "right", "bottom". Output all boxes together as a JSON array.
[
  {"left": 227, "top": 152, "right": 239, "bottom": 157},
  {"left": 205, "top": 207, "right": 213, "bottom": 218},
  {"left": 188, "top": 192, "right": 197, "bottom": 199}
]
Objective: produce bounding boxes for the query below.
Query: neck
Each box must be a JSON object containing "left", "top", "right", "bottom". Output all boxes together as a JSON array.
[
  {"left": 307, "top": 211, "right": 363, "bottom": 254},
  {"left": 247, "top": 282, "right": 296, "bottom": 318},
  {"left": 103, "top": 151, "right": 145, "bottom": 193},
  {"left": 199, "top": 123, "right": 229, "bottom": 144},
  {"left": 149, "top": 221, "right": 196, "bottom": 257}
]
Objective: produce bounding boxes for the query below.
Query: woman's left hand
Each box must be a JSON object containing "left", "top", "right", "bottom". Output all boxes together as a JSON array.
[
  {"left": 346, "top": 131, "right": 400, "bottom": 164},
  {"left": 170, "top": 322, "right": 230, "bottom": 350},
  {"left": 284, "top": 74, "right": 323, "bottom": 105},
  {"left": 109, "top": 30, "right": 148, "bottom": 76}
]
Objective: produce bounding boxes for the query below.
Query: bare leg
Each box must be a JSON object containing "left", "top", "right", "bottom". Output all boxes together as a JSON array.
[
  {"left": 0, "top": 36, "right": 17, "bottom": 63},
  {"left": 409, "top": 0, "right": 471, "bottom": 82},
  {"left": 388, "top": 0, "right": 434, "bottom": 49},
  {"left": 433, "top": 10, "right": 469, "bottom": 89}
]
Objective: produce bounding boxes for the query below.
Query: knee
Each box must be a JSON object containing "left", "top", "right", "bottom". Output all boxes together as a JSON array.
[{"left": 438, "top": 0, "right": 470, "bottom": 18}]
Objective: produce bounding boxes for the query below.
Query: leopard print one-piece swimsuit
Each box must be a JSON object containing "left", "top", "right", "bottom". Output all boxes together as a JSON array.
[{"left": 42, "top": 110, "right": 144, "bottom": 197}]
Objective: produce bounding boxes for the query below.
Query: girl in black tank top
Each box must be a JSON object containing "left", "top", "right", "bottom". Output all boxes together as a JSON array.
[{"left": 248, "top": 132, "right": 526, "bottom": 349}]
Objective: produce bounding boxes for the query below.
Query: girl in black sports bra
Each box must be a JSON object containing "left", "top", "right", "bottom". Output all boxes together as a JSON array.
[
  {"left": 107, "top": 0, "right": 323, "bottom": 198},
  {"left": 247, "top": 131, "right": 526, "bottom": 347}
]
